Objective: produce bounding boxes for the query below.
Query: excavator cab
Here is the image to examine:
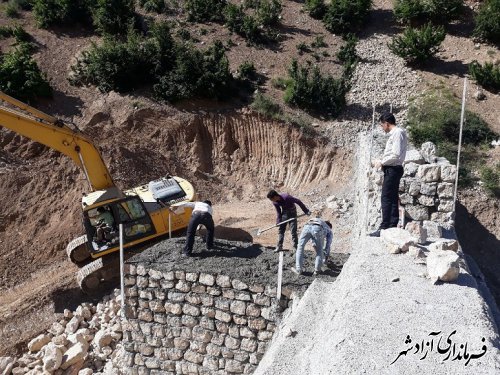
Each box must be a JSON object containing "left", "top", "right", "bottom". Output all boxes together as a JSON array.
[{"left": 84, "top": 196, "right": 155, "bottom": 254}]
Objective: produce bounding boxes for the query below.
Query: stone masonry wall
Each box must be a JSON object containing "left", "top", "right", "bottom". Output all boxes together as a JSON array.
[{"left": 121, "top": 263, "right": 293, "bottom": 375}]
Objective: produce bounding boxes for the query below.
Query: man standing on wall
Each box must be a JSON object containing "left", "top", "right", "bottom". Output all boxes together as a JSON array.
[
  {"left": 267, "top": 190, "right": 310, "bottom": 252},
  {"left": 370, "top": 113, "right": 408, "bottom": 237},
  {"left": 179, "top": 200, "right": 215, "bottom": 256}
]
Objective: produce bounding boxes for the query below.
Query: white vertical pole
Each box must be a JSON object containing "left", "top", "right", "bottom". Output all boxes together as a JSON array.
[
  {"left": 277, "top": 252, "right": 284, "bottom": 301},
  {"left": 119, "top": 223, "right": 125, "bottom": 317},
  {"left": 168, "top": 213, "right": 172, "bottom": 239},
  {"left": 453, "top": 78, "right": 467, "bottom": 211}
]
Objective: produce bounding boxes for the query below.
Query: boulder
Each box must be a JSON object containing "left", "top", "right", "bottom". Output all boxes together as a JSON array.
[
  {"left": 404, "top": 205, "right": 429, "bottom": 221},
  {"left": 422, "top": 220, "right": 443, "bottom": 239},
  {"left": 408, "top": 246, "right": 426, "bottom": 259},
  {"left": 399, "top": 193, "right": 414, "bottom": 205},
  {"left": 429, "top": 240, "right": 459, "bottom": 252},
  {"left": 440, "top": 165, "right": 457, "bottom": 182},
  {"left": 437, "top": 199, "right": 454, "bottom": 212},
  {"left": 407, "top": 180, "right": 421, "bottom": 196},
  {"left": 65, "top": 316, "right": 81, "bottom": 334},
  {"left": 427, "top": 251, "right": 460, "bottom": 282},
  {"left": 403, "top": 162, "right": 419, "bottom": 177},
  {"left": 421, "top": 142, "right": 437, "bottom": 163},
  {"left": 28, "top": 334, "right": 51, "bottom": 353},
  {"left": 404, "top": 150, "right": 425, "bottom": 165},
  {"left": 42, "top": 343, "right": 62, "bottom": 372},
  {"left": 0, "top": 357, "right": 16, "bottom": 375},
  {"left": 420, "top": 182, "right": 437, "bottom": 196},
  {"left": 430, "top": 211, "right": 454, "bottom": 224},
  {"left": 437, "top": 183, "right": 454, "bottom": 199},
  {"left": 49, "top": 322, "right": 65, "bottom": 336},
  {"left": 405, "top": 222, "right": 428, "bottom": 244},
  {"left": 417, "top": 195, "right": 435, "bottom": 207},
  {"left": 380, "top": 228, "right": 416, "bottom": 253},
  {"left": 60, "top": 343, "right": 87, "bottom": 370},
  {"left": 93, "top": 330, "right": 113, "bottom": 350},
  {"left": 417, "top": 164, "right": 440, "bottom": 182}
]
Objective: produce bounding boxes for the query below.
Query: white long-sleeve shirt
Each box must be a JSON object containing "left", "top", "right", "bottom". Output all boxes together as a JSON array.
[
  {"left": 382, "top": 127, "right": 408, "bottom": 166},
  {"left": 183, "top": 202, "right": 213, "bottom": 216}
]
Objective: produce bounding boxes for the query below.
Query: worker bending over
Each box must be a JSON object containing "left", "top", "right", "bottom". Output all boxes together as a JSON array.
[
  {"left": 292, "top": 218, "right": 333, "bottom": 276},
  {"left": 267, "top": 190, "right": 310, "bottom": 252},
  {"left": 180, "top": 200, "right": 214, "bottom": 256}
]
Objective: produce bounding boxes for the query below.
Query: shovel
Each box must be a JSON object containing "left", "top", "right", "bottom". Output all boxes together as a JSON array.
[{"left": 256, "top": 213, "right": 308, "bottom": 236}]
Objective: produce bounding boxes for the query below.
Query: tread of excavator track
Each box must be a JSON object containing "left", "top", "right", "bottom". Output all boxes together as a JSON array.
[
  {"left": 66, "top": 235, "right": 91, "bottom": 265},
  {"left": 77, "top": 254, "right": 120, "bottom": 295}
]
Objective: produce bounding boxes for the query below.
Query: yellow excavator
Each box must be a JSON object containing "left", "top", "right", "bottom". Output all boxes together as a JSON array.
[{"left": 0, "top": 91, "right": 195, "bottom": 293}]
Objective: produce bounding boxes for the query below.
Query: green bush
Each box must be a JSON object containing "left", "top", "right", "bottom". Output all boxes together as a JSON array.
[
  {"left": 480, "top": 164, "right": 500, "bottom": 197},
  {"left": 311, "top": 35, "right": 327, "bottom": 48},
  {"left": 138, "top": 0, "right": 166, "bottom": 13},
  {"left": 70, "top": 32, "right": 156, "bottom": 92},
  {"left": 284, "top": 60, "right": 348, "bottom": 116},
  {"left": 224, "top": 4, "right": 261, "bottom": 43},
  {"left": 0, "top": 44, "right": 52, "bottom": 102},
  {"left": 388, "top": 23, "right": 445, "bottom": 65},
  {"left": 296, "top": 41, "right": 310, "bottom": 54},
  {"left": 92, "top": 0, "right": 135, "bottom": 35},
  {"left": 394, "top": 0, "right": 463, "bottom": 25},
  {"left": 323, "top": 0, "right": 372, "bottom": 35},
  {"left": 255, "top": 0, "right": 282, "bottom": 27},
  {"left": 0, "top": 25, "right": 31, "bottom": 43},
  {"left": 238, "top": 61, "right": 257, "bottom": 80},
  {"left": 32, "top": 0, "right": 92, "bottom": 28},
  {"left": 154, "top": 40, "right": 233, "bottom": 102},
  {"left": 251, "top": 92, "right": 282, "bottom": 119},
  {"left": 337, "top": 33, "right": 358, "bottom": 78},
  {"left": 474, "top": 0, "right": 500, "bottom": 45},
  {"left": 305, "top": 0, "right": 326, "bottom": 19},
  {"left": 185, "top": 0, "right": 226, "bottom": 22},
  {"left": 469, "top": 60, "right": 500, "bottom": 92},
  {"left": 5, "top": 1, "right": 20, "bottom": 17}
]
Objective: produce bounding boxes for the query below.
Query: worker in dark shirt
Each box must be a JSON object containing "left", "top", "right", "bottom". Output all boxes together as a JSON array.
[{"left": 267, "top": 190, "right": 310, "bottom": 252}]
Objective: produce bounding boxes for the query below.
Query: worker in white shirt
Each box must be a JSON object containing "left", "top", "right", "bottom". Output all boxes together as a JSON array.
[
  {"left": 180, "top": 200, "right": 214, "bottom": 256},
  {"left": 370, "top": 112, "right": 408, "bottom": 237}
]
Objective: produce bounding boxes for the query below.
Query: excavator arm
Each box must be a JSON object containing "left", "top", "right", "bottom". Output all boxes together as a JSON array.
[{"left": 0, "top": 91, "right": 114, "bottom": 191}]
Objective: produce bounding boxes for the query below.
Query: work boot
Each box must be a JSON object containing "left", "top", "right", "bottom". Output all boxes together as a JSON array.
[
  {"left": 369, "top": 229, "right": 381, "bottom": 237},
  {"left": 290, "top": 267, "right": 302, "bottom": 275}
]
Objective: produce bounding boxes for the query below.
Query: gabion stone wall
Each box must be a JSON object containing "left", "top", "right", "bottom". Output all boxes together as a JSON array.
[{"left": 121, "top": 263, "right": 292, "bottom": 375}]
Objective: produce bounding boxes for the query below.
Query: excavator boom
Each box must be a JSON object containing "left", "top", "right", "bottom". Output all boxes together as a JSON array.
[{"left": 0, "top": 91, "right": 114, "bottom": 191}]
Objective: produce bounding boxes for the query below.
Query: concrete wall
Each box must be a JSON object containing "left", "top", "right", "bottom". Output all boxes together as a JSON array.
[{"left": 121, "top": 263, "right": 294, "bottom": 375}]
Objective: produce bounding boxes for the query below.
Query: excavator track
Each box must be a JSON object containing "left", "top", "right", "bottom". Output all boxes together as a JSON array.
[
  {"left": 66, "top": 235, "right": 91, "bottom": 265},
  {"left": 76, "top": 254, "right": 120, "bottom": 295}
]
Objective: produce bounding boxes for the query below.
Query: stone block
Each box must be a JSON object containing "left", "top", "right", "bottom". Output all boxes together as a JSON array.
[
  {"left": 430, "top": 211, "right": 454, "bottom": 224},
  {"left": 222, "top": 289, "right": 235, "bottom": 299},
  {"left": 42, "top": 344, "right": 62, "bottom": 372},
  {"left": 173, "top": 338, "right": 190, "bottom": 350},
  {"left": 144, "top": 358, "right": 160, "bottom": 369},
  {"left": 240, "top": 338, "right": 258, "bottom": 353},
  {"left": 203, "top": 356, "right": 219, "bottom": 371},
  {"left": 28, "top": 333, "right": 51, "bottom": 352},
  {"left": 185, "top": 272, "right": 199, "bottom": 282},
  {"left": 167, "top": 292, "right": 186, "bottom": 303},
  {"left": 404, "top": 162, "right": 420, "bottom": 177},
  {"left": 211, "top": 332, "right": 226, "bottom": 346},
  {"left": 207, "top": 287, "right": 222, "bottom": 296},
  {"left": 420, "top": 142, "right": 437, "bottom": 163},
  {"left": 226, "top": 359, "right": 245, "bottom": 373},
  {"left": 230, "top": 300, "right": 247, "bottom": 315},
  {"left": 235, "top": 291, "right": 252, "bottom": 301},
  {"left": 184, "top": 350, "right": 204, "bottom": 365},
  {"left": 225, "top": 336, "right": 241, "bottom": 350},
  {"left": 405, "top": 222, "right": 427, "bottom": 244},
  {"left": 175, "top": 280, "right": 191, "bottom": 293},
  {"left": 200, "top": 316, "right": 215, "bottom": 331},
  {"left": 163, "top": 271, "right": 175, "bottom": 280},
  {"left": 427, "top": 250, "right": 460, "bottom": 282},
  {"left": 420, "top": 182, "right": 437, "bottom": 196},
  {"left": 148, "top": 269, "right": 163, "bottom": 280},
  {"left": 182, "top": 304, "right": 200, "bottom": 317},
  {"left": 248, "top": 284, "right": 265, "bottom": 293},
  {"left": 429, "top": 240, "right": 459, "bottom": 252},
  {"left": 167, "top": 348, "right": 183, "bottom": 361},
  {"left": 248, "top": 318, "right": 267, "bottom": 330},
  {"left": 246, "top": 304, "right": 261, "bottom": 317},
  {"left": 175, "top": 271, "right": 185, "bottom": 280},
  {"left": 380, "top": 228, "right": 416, "bottom": 253},
  {"left": 234, "top": 350, "right": 250, "bottom": 363},
  {"left": 180, "top": 327, "right": 192, "bottom": 340},
  {"left": 192, "top": 327, "right": 213, "bottom": 343},
  {"left": 138, "top": 309, "right": 153, "bottom": 322},
  {"left": 253, "top": 294, "right": 271, "bottom": 307},
  {"left": 257, "top": 331, "right": 273, "bottom": 341},
  {"left": 191, "top": 284, "right": 206, "bottom": 293},
  {"left": 181, "top": 315, "right": 199, "bottom": 328},
  {"left": 417, "top": 164, "right": 440, "bottom": 182},
  {"left": 437, "top": 182, "right": 454, "bottom": 199},
  {"left": 201, "top": 307, "right": 216, "bottom": 318},
  {"left": 233, "top": 315, "right": 248, "bottom": 325},
  {"left": 399, "top": 193, "right": 414, "bottom": 205},
  {"left": 440, "top": 164, "right": 457, "bottom": 182},
  {"left": 417, "top": 195, "right": 435, "bottom": 207},
  {"left": 164, "top": 302, "right": 182, "bottom": 315},
  {"left": 240, "top": 327, "right": 255, "bottom": 339},
  {"left": 422, "top": 220, "right": 443, "bottom": 239},
  {"left": 216, "top": 275, "right": 232, "bottom": 288},
  {"left": 404, "top": 205, "right": 429, "bottom": 221},
  {"left": 408, "top": 179, "right": 421, "bottom": 196},
  {"left": 136, "top": 264, "right": 148, "bottom": 276},
  {"left": 215, "top": 298, "right": 231, "bottom": 311},
  {"left": 60, "top": 343, "right": 87, "bottom": 370},
  {"left": 149, "top": 300, "right": 164, "bottom": 313},
  {"left": 404, "top": 149, "right": 425, "bottom": 164},
  {"left": 215, "top": 310, "right": 232, "bottom": 323},
  {"left": 232, "top": 279, "right": 248, "bottom": 290},
  {"left": 249, "top": 352, "right": 263, "bottom": 365},
  {"left": 185, "top": 293, "right": 202, "bottom": 305},
  {"left": 437, "top": 199, "right": 454, "bottom": 212},
  {"left": 199, "top": 273, "right": 215, "bottom": 286}
]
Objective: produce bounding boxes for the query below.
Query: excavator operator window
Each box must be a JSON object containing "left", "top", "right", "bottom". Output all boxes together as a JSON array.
[
  {"left": 116, "top": 197, "right": 154, "bottom": 240},
  {"left": 86, "top": 205, "right": 119, "bottom": 250}
]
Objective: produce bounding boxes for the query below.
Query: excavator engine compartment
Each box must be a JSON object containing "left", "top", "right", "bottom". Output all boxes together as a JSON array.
[{"left": 148, "top": 176, "right": 187, "bottom": 204}]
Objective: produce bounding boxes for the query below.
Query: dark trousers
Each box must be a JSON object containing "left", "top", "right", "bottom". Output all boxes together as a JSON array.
[
  {"left": 183, "top": 212, "right": 214, "bottom": 255},
  {"left": 277, "top": 211, "right": 298, "bottom": 249},
  {"left": 381, "top": 165, "right": 404, "bottom": 229}
]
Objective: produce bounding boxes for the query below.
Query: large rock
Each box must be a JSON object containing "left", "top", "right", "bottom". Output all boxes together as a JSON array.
[
  {"left": 28, "top": 334, "right": 51, "bottom": 352},
  {"left": 404, "top": 205, "right": 429, "bottom": 221},
  {"left": 417, "top": 164, "right": 440, "bottom": 182},
  {"left": 437, "top": 199, "right": 454, "bottom": 212},
  {"left": 422, "top": 220, "right": 443, "bottom": 239},
  {"left": 427, "top": 251, "right": 460, "bottom": 282},
  {"left": 42, "top": 343, "right": 62, "bottom": 372},
  {"left": 419, "top": 182, "right": 437, "bottom": 196},
  {"left": 0, "top": 357, "right": 16, "bottom": 375},
  {"left": 429, "top": 240, "right": 459, "bottom": 252},
  {"left": 93, "top": 330, "right": 113, "bottom": 350},
  {"left": 405, "top": 222, "right": 427, "bottom": 244},
  {"left": 440, "top": 164, "right": 457, "bottom": 182},
  {"left": 404, "top": 150, "right": 425, "bottom": 165},
  {"left": 437, "top": 182, "right": 454, "bottom": 199},
  {"left": 399, "top": 193, "right": 414, "bottom": 205},
  {"left": 431, "top": 211, "right": 454, "bottom": 224},
  {"left": 65, "top": 316, "right": 81, "bottom": 334},
  {"left": 421, "top": 142, "right": 437, "bottom": 163},
  {"left": 417, "top": 195, "right": 435, "bottom": 207},
  {"left": 403, "top": 162, "right": 419, "bottom": 177},
  {"left": 407, "top": 179, "right": 421, "bottom": 196},
  {"left": 380, "top": 228, "right": 416, "bottom": 253},
  {"left": 60, "top": 343, "right": 87, "bottom": 370}
]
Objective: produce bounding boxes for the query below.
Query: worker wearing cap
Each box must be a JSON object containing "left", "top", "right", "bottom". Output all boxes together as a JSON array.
[
  {"left": 267, "top": 190, "right": 310, "bottom": 252},
  {"left": 291, "top": 217, "right": 333, "bottom": 276},
  {"left": 370, "top": 112, "right": 408, "bottom": 236},
  {"left": 181, "top": 200, "right": 214, "bottom": 256}
]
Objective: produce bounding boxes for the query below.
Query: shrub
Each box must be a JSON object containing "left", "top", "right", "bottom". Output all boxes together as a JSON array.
[
  {"left": 185, "top": 0, "right": 226, "bottom": 22},
  {"left": 0, "top": 44, "right": 52, "bottom": 102},
  {"left": 394, "top": 0, "right": 463, "bottom": 25},
  {"left": 138, "top": 0, "right": 166, "bottom": 13},
  {"left": 469, "top": 60, "right": 500, "bottom": 92},
  {"left": 388, "top": 23, "right": 445, "bottom": 65},
  {"left": 251, "top": 92, "right": 282, "bottom": 119},
  {"left": 70, "top": 32, "right": 156, "bottom": 92},
  {"left": 32, "top": 0, "right": 92, "bottom": 28},
  {"left": 311, "top": 35, "right": 327, "bottom": 48},
  {"left": 284, "top": 60, "right": 348, "bottom": 116},
  {"left": 255, "top": 0, "right": 282, "bottom": 27},
  {"left": 5, "top": 1, "right": 20, "bottom": 17},
  {"left": 92, "top": 0, "right": 136, "bottom": 35},
  {"left": 238, "top": 61, "right": 257, "bottom": 80},
  {"left": 305, "top": 0, "right": 326, "bottom": 19},
  {"left": 296, "top": 41, "right": 310, "bottom": 54},
  {"left": 337, "top": 34, "right": 358, "bottom": 78},
  {"left": 224, "top": 4, "right": 261, "bottom": 43},
  {"left": 0, "top": 25, "right": 31, "bottom": 43},
  {"left": 154, "top": 40, "right": 233, "bottom": 102},
  {"left": 323, "top": 0, "right": 372, "bottom": 35},
  {"left": 474, "top": 0, "right": 500, "bottom": 45},
  {"left": 480, "top": 164, "right": 500, "bottom": 197}
]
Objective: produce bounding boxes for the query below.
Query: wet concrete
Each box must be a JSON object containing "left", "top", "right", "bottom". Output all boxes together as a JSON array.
[{"left": 127, "top": 238, "right": 349, "bottom": 292}]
